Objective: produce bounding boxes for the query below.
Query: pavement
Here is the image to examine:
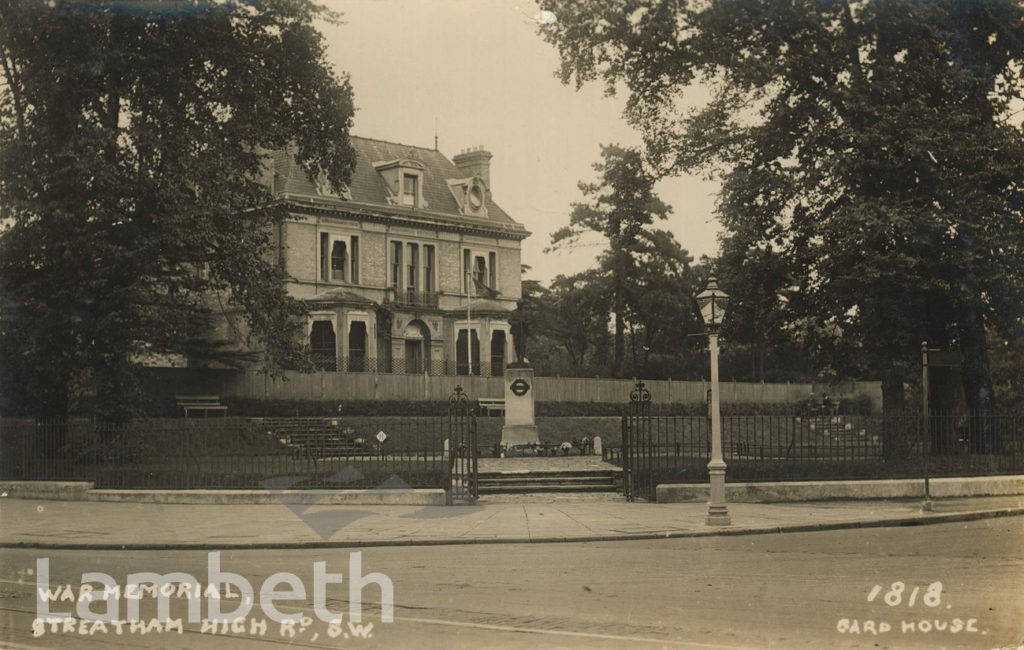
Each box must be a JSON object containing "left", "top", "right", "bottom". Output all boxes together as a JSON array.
[{"left": 1, "top": 492, "right": 1021, "bottom": 550}]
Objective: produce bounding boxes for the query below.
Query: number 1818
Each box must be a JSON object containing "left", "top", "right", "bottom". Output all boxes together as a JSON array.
[{"left": 866, "top": 581, "right": 943, "bottom": 607}]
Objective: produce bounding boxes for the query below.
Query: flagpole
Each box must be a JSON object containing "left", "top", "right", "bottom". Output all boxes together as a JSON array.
[
  {"left": 466, "top": 269, "right": 473, "bottom": 376},
  {"left": 469, "top": 280, "right": 474, "bottom": 377}
]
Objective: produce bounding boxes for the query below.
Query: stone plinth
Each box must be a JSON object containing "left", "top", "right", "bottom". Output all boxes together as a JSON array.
[{"left": 501, "top": 365, "right": 539, "bottom": 446}]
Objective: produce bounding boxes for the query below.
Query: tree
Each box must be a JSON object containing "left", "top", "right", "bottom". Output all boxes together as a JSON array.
[
  {"left": 544, "top": 270, "right": 612, "bottom": 374},
  {"left": 621, "top": 229, "right": 703, "bottom": 376},
  {"left": 509, "top": 264, "right": 547, "bottom": 363},
  {"left": 716, "top": 229, "right": 816, "bottom": 382},
  {"left": 541, "top": 1, "right": 1024, "bottom": 443},
  {"left": 0, "top": 0, "right": 356, "bottom": 418},
  {"left": 550, "top": 144, "right": 672, "bottom": 376},
  {"left": 989, "top": 324, "right": 1024, "bottom": 409}
]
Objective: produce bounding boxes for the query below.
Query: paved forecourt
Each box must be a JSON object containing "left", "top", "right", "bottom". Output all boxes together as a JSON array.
[{"left": 1, "top": 493, "right": 1021, "bottom": 550}]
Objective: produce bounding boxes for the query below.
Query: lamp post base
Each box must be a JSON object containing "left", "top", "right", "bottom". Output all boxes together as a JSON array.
[
  {"left": 706, "top": 501, "right": 731, "bottom": 526},
  {"left": 706, "top": 464, "right": 730, "bottom": 526}
]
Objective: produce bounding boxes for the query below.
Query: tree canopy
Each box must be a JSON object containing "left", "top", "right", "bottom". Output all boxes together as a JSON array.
[
  {"left": 550, "top": 144, "right": 674, "bottom": 376},
  {"left": 0, "top": 0, "right": 356, "bottom": 417},
  {"left": 541, "top": 0, "right": 1024, "bottom": 426},
  {"left": 540, "top": 144, "right": 706, "bottom": 379}
]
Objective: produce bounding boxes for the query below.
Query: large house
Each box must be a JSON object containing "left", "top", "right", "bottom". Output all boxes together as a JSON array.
[{"left": 260, "top": 136, "right": 529, "bottom": 376}]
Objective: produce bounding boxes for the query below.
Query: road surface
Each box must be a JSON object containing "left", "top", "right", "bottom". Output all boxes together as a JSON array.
[{"left": 1, "top": 518, "right": 1021, "bottom": 649}]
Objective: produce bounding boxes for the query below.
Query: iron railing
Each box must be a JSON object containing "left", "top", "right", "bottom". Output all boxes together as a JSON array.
[
  {"left": 308, "top": 356, "right": 506, "bottom": 376},
  {"left": 608, "top": 410, "right": 1023, "bottom": 497},
  {"left": 0, "top": 417, "right": 456, "bottom": 490},
  {"left": 394, "top": 290, "right": 440, "bottom": 308},
  {"left": 446, "top": 386, "right": 479, "bottom": 502}
]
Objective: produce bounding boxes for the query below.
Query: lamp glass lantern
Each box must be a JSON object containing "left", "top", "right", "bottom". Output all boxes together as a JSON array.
[{"left": 696, "top": 276, "right": 729, "bottom": 330}]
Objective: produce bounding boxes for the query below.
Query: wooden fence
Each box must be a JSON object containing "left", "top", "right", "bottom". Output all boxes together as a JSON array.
[{"left": 143, "top": 369, "right": 882, "bottom": 411}]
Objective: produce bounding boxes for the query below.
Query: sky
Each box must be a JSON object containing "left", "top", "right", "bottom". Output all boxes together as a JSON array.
[{"left": 319, "top": 0, "right": 722, "bottom": 286}]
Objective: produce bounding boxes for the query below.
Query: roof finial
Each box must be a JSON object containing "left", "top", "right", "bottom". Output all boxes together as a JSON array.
[{"left": 434, "top": 117, "right": 438, "bottom": 151}]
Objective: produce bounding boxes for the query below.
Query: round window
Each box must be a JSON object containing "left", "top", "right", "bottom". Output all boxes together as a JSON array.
[{"left": 468, "top": 185, "right": 484, "bottom": 210}]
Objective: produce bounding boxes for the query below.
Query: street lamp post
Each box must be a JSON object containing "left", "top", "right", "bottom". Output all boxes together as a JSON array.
[{"left": 697, "top": 276, "right": 731, "bottom": 526}]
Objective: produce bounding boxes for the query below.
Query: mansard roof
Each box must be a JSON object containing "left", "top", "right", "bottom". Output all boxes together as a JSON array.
[{"left": 268, "top": 136, "right": 521, "bottom": 228}]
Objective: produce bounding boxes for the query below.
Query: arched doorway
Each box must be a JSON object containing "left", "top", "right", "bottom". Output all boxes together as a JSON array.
[{"left": 404, "top": 320, "right": 430, "bottom": 374}]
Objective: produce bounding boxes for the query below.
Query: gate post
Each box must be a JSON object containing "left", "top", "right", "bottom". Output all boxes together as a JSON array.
[
  {"left": 621, "top": 414, "right": 632, "bottom": 501},
  {"left": 446, "top": 385, "right": 479, "bottom": 504},
  {"left": 628, "top": 379, "right": 653, "bottom": 501},
  {"left": 470, "top": 411, "right": 479, "bottom": 498}
]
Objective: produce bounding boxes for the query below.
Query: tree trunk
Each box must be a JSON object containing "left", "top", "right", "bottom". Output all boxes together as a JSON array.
[
  {"left": 958, "top": 301, "right": 996, "bottom": 452},
  {"left": 34, "top": 374, "right": 70, "bottom": 459},
  {"left": 613, "top": 311, "right": 624, "bottom": 378},
  {"left": 881, "top": 369, "right": 907, "bottom": 460},
  {"left": 756, "top": 336, "right": 766, "bottom": 381},
  {"left": 628, "top": 323, "right": 637, "bottom": 372},
  {"left": 881, "top": 369, "right": 906, "bottom": 412},
  {"left": 952, "top": 214, "right": 996, "bottom": 451}
]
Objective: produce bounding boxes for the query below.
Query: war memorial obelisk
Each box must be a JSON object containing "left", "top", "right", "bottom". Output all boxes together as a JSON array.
[{"left": 501, "top": 320, "right": 539, "bottom": 446}]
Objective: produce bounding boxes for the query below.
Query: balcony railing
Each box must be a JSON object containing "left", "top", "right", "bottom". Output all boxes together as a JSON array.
[
  {"left": 304, "top": 357, "right": 509, "bottom": 376},
  {"left": 394, "top": 289, "right": 439, "bottom": 308}
]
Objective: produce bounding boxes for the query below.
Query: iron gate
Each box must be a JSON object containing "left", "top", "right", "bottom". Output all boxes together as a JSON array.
[
  {"left": 446, "top": 385, "right": 478, "bottom": 503},
  {"left": 622, "top": 379, "right": 654, "bottom": 501}
]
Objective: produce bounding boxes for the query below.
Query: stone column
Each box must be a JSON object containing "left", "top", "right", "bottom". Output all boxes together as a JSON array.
[{"left": 501, "top": 364, "right": 539, "bottom": 446}]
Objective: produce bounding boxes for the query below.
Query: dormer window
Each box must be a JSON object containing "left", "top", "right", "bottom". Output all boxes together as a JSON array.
[
  {"left": 373, "top": 157, "right": 427, "bottom": 209},
  {"left": 468, "top": 184, "right": 484, "bottom": 210},
  {"left": 447, "top": 177, "right": 488, "bottom": 218},
  {"left": 402, "top": 174, "right": 418, "bottom": 207},
  {"left": 313, "top": 171, "right": 352, "bottom": 200}
]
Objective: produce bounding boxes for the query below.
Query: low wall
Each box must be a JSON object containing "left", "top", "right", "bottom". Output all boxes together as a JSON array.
[
  {"left": 656, "top": 475, "right": 1024, "bottom": 503},
  {"left": 144, "top": 369, "right": 882, "bottom": 411},
  {"left": 84, "top": 489, "right": 447, "bottom": 506},
  {"left": 0, "top": 481, "right": 93, "bottom": 501},
  {"left": 0, "top": 482, "right": 448, "bottom": 505}
]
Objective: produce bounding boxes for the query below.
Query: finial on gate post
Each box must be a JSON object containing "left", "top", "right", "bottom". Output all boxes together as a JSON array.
[
  {"left": 450, "top": 385, "right": 468, "bottom": 406},
  {"left": 630, "top": 379, "right": 651, "bottom": 404}
]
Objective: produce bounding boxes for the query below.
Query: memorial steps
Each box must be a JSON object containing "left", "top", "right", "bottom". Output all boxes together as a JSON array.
[{"left": 474, "top": 457, "right": 623, "bottom": 498}]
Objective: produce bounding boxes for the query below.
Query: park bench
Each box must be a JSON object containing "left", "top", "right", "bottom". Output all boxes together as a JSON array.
[
  {"left": 478, "top": 398, "right": 505, "bottom": 417},
  {"left": 176, "top": 395, "right": 228, "bottom": 418}
]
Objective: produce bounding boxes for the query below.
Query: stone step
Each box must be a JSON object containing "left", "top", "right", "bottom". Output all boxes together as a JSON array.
[
  {"left": 476, "top": 468, "right": 619, "bottom": 495},
  {"left": 478, "top": 469, "right": 621, "bottom": 479},
  {"left": 479, "top": 472, "right": 614, "bottom": 483},
  {"left": 477, "top": 492, "right": 628, "bottom": 504},
  {"left": 477, "top": 483, "right": 618, "bottom": 494},
  {"left": 475, "top": 479, "right": 610, "bottom": 487}
]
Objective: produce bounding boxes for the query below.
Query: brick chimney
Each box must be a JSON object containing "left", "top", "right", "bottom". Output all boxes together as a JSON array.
[{"left": 452, "top": 146, "right": 493, "bottom": 193}]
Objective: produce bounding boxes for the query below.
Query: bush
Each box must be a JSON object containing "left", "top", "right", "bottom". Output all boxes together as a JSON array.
[
  {"left": 537, "top": 396, "right": 876, "bottom": 417},
  {"left": 223, "top": 399, "right": 449, "bottom": 417}
]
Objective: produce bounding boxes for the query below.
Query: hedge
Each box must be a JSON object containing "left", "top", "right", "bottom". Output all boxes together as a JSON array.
[{"left": 221, "top": 394, "right": 877, "bottom": 418}]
